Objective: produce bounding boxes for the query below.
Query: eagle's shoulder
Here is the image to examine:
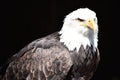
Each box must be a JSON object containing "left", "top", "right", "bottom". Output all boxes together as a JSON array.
[{"left": 12, "top": 32, "right": 61, "bottom": 58}]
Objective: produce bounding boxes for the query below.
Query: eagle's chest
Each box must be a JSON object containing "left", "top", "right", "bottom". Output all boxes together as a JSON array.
[{"left": 70, "top": 45, "right": 98, "bottom": 76}]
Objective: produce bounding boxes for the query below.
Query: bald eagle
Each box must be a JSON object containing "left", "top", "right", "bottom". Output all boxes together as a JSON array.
[{"left": 0, "top": 8, "right": 100, "bottom": 80}]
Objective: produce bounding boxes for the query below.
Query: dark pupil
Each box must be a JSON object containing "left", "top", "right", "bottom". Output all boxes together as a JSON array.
[{"left": 76, "top": 18, "right": 85, "bottom": 21}]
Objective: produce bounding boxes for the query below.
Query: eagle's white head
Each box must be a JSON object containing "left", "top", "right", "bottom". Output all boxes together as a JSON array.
[{"left": 59, "top": 8, "right": 98, "bottom": 52}]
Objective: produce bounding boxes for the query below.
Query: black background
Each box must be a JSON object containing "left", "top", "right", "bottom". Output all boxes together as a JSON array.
[{"left": 0, "top": 0, "right": 120, "bottom": 80}]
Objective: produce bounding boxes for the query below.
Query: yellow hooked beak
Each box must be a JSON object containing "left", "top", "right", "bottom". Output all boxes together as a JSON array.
[{"left": 81, "top": 19, "right": 96, "bottom": 32}]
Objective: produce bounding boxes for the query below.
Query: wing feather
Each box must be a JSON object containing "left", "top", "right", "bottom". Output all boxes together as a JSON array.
[{"left": 2, "top": 33, "right": 73, "bottom": 80}]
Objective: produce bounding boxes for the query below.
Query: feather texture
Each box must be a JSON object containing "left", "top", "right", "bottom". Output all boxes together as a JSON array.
[{"left": 1, "top": 32, "right": 100, "bottom": 80}]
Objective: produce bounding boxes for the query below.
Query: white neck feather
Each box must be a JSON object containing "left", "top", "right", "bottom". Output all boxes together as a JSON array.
[{"left": 59, "top": 24, "right": 98, "bottom": 52}]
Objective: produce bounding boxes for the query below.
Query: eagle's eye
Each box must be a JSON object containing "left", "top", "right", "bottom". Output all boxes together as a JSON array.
[{"left": 76, "top": 18, "right": 85, "bottom": 22}]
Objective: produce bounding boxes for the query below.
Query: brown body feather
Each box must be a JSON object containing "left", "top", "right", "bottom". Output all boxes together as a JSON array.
[{"left": 1, "top": 32, "right": 100, "bottom": 80}]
